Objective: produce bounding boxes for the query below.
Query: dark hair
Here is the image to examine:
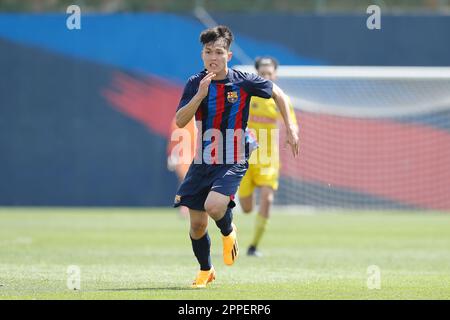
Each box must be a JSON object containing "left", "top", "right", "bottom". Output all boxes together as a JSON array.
[
  {"left": 254, "top": 56, "right": 279, "bottom": 70},
  {"left": 199, "top": 25, "right": 234, "bottom": 50}
]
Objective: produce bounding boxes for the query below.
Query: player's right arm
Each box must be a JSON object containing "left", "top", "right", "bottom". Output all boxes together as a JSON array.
[
  {"left": 287, "top": 97, "right": 299, "bottom": 135},
  {"left": 272, "top": 83, "right": 299, "bottom": 157},
  {"left": 176, "top": 72, "right": 216, "bottom": 128}
]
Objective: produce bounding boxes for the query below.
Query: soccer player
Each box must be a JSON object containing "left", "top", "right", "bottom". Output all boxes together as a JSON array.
[
  {"left": 238, "top": 57, "right": 299, "bottom": 257},
  {"left": 173, "top": 26, "right": 299, "bottom": 288},
  {"left": 167, "top": 116, "right": 197, "bottom": 218}
]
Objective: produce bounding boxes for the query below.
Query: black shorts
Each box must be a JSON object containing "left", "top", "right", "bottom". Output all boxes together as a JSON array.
[{"left": 173, "top": 161, "right": 249, "bottom": 211}]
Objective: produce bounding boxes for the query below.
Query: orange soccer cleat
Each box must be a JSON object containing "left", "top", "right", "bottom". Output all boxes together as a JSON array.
[
  {"left": 191, "top": 266, "right": 216, "bottom": 289},
  {"left": 222, "top": 223, "right": 239, "bottom": 266}
]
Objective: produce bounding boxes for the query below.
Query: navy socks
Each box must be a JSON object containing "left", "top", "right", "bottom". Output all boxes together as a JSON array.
[
  {"left": 190, "top": 232, "right": 212, "bottom": 271},
  {"left": 215, "top": 208, "right": 233, "bottom": 236},
  {"left": 190, "top": 208, "right": 233, "bottom": 270}
]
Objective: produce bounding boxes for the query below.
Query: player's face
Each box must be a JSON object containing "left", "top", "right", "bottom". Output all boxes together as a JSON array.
[
  {"left": 257, "top": 65, "right": 277, "bottom": 81},
  {"left": 201, "top": 41, "right": 232, "bottom": 75}
]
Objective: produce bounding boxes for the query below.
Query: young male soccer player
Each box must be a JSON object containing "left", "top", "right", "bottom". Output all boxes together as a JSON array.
[
  {"left": 173, "top": 26, "right": 299, "bottom": 288},
  {"left": 238, "top": 57, "right": 299, "bottom": 257}
]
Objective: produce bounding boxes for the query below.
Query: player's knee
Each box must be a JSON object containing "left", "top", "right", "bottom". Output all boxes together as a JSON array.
[
  {"left": 190, "top": 221, "right": 208, "bottom": 237},
  {"left": 261, "top": 189, "right": 274, "bottom": 204},
  {"left": 241, "top": 203, "right": 253, "bottom": 214},
  {"left": 238, "top": 195, "right": 253, "bottom": 214},
  {"left": 204, "top": 200, "right": 227, "bottom": 218},
  {"left": 265, "top": 195, "right": 274, "bottom": 206}
]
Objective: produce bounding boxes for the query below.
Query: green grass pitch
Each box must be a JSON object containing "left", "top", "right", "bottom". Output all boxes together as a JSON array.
[{"left": 0, "top": 207, "right": 449, "bottom": 300}]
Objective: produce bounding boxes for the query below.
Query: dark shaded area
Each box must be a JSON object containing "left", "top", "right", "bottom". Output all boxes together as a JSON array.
[
  {"left": 0, "top": 38, "right": 177, "bottom": 206},
  {"left": 212, "top": 13, "right": 450, "bottom": 66}
]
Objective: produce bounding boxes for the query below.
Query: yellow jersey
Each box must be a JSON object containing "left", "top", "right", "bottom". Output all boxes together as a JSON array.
[{"left": 247, "top": 95, "right": 298, "bottom": 163}]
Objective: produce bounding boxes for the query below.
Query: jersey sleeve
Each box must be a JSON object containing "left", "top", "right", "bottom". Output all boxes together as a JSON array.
[
  {"left": 177, "top": 78, "right": 198, "bottom": 111},
  {"left": 244, "top": 72, "right": 273, "bottom": 98}
]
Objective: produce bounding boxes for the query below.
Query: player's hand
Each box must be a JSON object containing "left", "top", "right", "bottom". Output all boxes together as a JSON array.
[
  {"left": 196, "top": 72, "right": 216, "bottom": 99},
  {"left": 286, "top": 125, "right": 299, "bottom": 158}
]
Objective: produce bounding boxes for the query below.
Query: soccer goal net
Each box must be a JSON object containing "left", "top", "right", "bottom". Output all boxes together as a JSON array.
[{"left": 234, "top": 65, "right": 450, "bottom": 211}]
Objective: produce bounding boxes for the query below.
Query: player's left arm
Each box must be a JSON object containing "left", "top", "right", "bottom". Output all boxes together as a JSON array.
[{"left": 272, "top": 83, "right": 299, "bottom": 157}]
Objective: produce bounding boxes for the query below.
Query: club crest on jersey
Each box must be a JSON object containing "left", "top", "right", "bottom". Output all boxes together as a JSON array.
[{"left": 227, "top": 91, "right": 238, "bottom": 103}]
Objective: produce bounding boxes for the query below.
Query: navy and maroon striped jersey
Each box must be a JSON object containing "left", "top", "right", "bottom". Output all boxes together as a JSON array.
[{"left": 177, "top": 68, "right": 273, "bottom": 164}]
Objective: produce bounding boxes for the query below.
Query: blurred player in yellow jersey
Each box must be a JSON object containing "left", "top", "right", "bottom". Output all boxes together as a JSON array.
[
  {"left": 167, "top": 116, "right": 197, "bottom": 218},
  {"left": 238, "top": 57, "right": 298, "bottom": 257}
]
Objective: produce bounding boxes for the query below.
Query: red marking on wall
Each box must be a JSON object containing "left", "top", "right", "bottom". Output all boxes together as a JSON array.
[
  {"left": 102, "top": 72, "right": 182, "bottom": 138},
  {"left": 280, "top": 112, "right": 450, "bottom": 210}
]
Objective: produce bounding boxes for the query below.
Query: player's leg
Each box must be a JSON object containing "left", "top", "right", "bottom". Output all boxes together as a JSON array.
[
  {"left": 189, "top": 209, "right": 216, "bottom": 288},
  {"left": 205, "top": 191, "right": 239, "bottom": 266},
  {"left": 258, "top": 185, "right": 274, "bottom": 219},
  {"left": 247, "top": 164, "right": 279, "bottom": 257},
  {"left": 238, "top": 165, "right": 256, "bottom": 214},
  {"left": 174, "top": 162, "right": 216, "bottom": 287},
  {"left": 189, "top": 209, "right": 209, "bottom": 243},
  {"left": 204, "top": 161, "right": 248, "bottom": 266},
  {"left": 204, "top": 191, "right": 234, "bottom": 238},
  {"left": 239, "top": 194, "right": 254, "bottom": 214},
  {"left": 248, "top": 186, "right": 274, "bottom": 257}
]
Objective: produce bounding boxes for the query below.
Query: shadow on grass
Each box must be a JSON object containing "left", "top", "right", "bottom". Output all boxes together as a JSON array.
[{"left": 97, "top": 286, "right": 195, "bottom": 292}]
